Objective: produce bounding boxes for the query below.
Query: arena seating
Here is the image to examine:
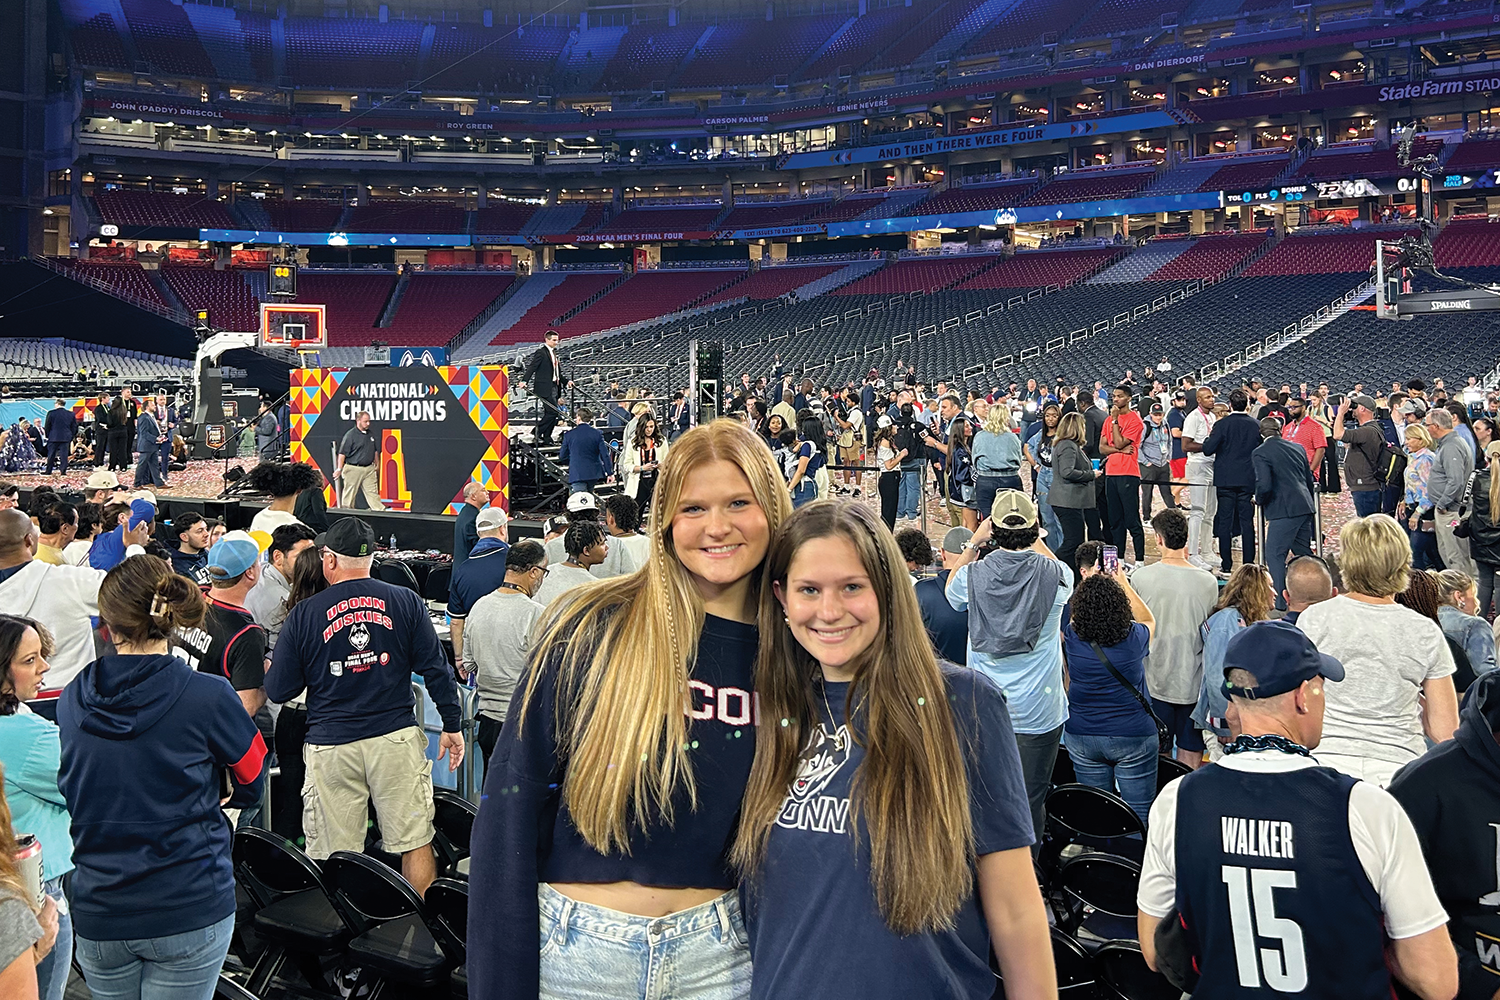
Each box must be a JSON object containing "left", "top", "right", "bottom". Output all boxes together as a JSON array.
[
  {"left": 92, "top": 191, "right": 238, "bottom": 231},
  {"left": 675, "top": 14, "right": 848, "bottom": 87},
  {"left": 590, "top": 204, "right": 722, "bottom": 237},
  {"left": 1295, "top": 139, "right": 1444, "bottom": 181},
  {"left": 953, "top": 247, "right": 1122, "bottom": 289},
  {"left": 872, "top": 0, "right": 990, "bottom": 69},
  {"left": 283, "top": 16, "right": 422, "bottom": 89},
  {"left": 1087, "top": 239, "right": 1197, "bottom": 283},
  {"left": 1441, "top": 136, "right": 1500, "bottom": 173},
  {"left": 1241, "top": 227, "right": 1413, "bottom": 277},
  {"left": 381, "top": 273, "right": 517, "bottom": 346},
  {"left": 1435, "top": 216, "right": 1500, "bottom": 268},
  {"left": 529, "top": 202, "right": 609, "bottom": 235},
  {"left": 799, "top": 5, "right": 931, "bottom": 79},
  {"left": 50, "top": 260, "right": 171, "bottom": 311},
  {"left": 263, "top": 200, "right": 347, "bottom": 233},
  {"left": 427, "top": 23, "right": 573, "bottom": 92},
  {"left": 919, "top": 179, "right": 1042, "bottom": 215},
  {"left": 804, "top": 190, "right": 915, "bottom": 224},
  {"left": 1081, "top": 0, "right": 1190, "bottom": 38},
  {"left": 714, "top": 201, "right": 828, "bottom": 231},
  {"left": 120, "top": 0, "right": 217, "bottom": 77},
  {"left": 1140, "top": 159, "right": 1227, "bottom": 196},
  {"left": 344, "top": 201, "right": 468, "bottom": 235},
  {"left": 555, "top": 269, "right": 746, "bottom": 337},
  {"left": 296, "top": 271, "right": 398, "bottom": 347},
  {"left": 698, "top": 264, "right": 844, "bottom": 306},
  {"left": 473, "top": 203, "right": 543, "bottom": 239},
  {"left": 964, "top": 0, "right": 1086, "bottom": 55},
  {"left": 159, "top": 265, "right": 263, "bottom": 333},
  {"left": 65, "top": 9, "right": 132, "bottom": 70},
  {"left": 0, "top": 339, "right": 189, "bottom": 381},
  {"left": 1197, "top": 155, "right": 1292, "bottom": 194},
  {"left": 1146, "top": 230, "right": 1269, "bottom": 281},
  {"left": 1020, "top": 168, "right": 1155, "bottom": 206},
  {"left": 487, "top": 272, "right": 622, "bottom": 346},
  {"left": 599, "top": 22, "right": 705, "bottom": 91},
  {"left": 832, "top": 255, "right": 1002, "bottom": 295}
]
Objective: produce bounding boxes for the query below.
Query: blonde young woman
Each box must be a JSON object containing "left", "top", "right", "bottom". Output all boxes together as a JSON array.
[
  {"left": 468, "top": 419, "right": 792, "bottom": 1000},
  {"left": 735, "top": 501, "right": 1054, "bottom": 999}
]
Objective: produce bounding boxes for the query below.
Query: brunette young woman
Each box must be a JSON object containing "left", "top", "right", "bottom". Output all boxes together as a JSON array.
[
  {"left": 873, "top": 417, "right": 905, "bottom": 530},
  {"left": 468, "top": 419, "right": 792, "bottom": 1000},
  {"left": 621, "top": 415, "right": 667, "bottom": 516},
  {"left": 737, "top": 501, "right": 1055, "bottom": 999}
]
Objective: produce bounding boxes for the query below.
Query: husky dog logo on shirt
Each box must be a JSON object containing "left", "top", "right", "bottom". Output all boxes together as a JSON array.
[
  {"left": 777, "top": 723, "right": 853, "bottom": 834},
  {"left": 349, "top": 621, "right": 371, "bottom": 652}
]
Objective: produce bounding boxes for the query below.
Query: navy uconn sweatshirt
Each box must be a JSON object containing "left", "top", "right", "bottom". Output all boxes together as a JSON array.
[{"left": 57, "top": 654, "right": 267, "bottom": 941}]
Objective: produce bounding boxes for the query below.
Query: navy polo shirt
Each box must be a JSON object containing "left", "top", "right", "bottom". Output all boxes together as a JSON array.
[{"left": 447, "top": 537, "right": 511, "bottom": 620}]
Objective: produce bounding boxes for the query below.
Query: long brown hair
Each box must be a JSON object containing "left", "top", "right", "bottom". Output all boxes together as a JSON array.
[
  {"left": 1486, "top": 442, "right": 1500, "bottom": 523},
  {"left": 98, "top": 554, "right": 205, "bottom": 645},
  {"left": 520, "top": 419, "right": 791, "bottom": 854},
  {"left": 1215, "top": 564, "right": 1272, "bottom": 623},
  {"left": 734, "top": 501, "right": 974, "bottom": 934},
  {"left": 0, "top": 766, "right": 32, "bottom": 909}
]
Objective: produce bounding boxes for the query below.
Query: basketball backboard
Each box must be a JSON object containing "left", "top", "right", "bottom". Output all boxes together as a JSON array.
[{"left": 260, "top": 303, "right": 327, "bottom": 348}]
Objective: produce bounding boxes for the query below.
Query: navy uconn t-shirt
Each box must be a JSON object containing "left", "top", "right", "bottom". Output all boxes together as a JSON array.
[{"left": 745, "top": 665, "right": 1034, "bottom": 1000}]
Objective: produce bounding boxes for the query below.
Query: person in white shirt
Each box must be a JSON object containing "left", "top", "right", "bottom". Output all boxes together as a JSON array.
[
  {"left": 1180, "top": 386, "right": 1219, "bottom": 570},
  {"left": 0, "top": 508, "right": 147, "bottom": 692},
  {"left": 1137, "top": 619, "right": 1457, "bottom": 1000},
  {"left": 532, "top": 520, "right": 608, "bottom": 608},
  {"left": 1296, "top": 514, "right": 1459, "bottom": 787},
  {"left": 246, "top": 462, "right": 322, "bottom": 534},
  {"left": 591, "top": 495, "right": 651, "bottom": 579},
  {"left": 245, "top": 523, "right": 318, "bottom": 650}
]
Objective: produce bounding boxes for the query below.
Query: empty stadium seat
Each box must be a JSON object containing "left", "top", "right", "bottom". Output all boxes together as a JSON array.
[
  {"left": 93, "top": 190, "right": 238, "bottom": 230},
  {"left": 382, "top": 272, "right": 515, "bottom": 346}
]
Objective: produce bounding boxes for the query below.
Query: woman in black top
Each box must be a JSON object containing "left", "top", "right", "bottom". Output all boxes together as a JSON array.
[{"left": 468, "top": 420, "right": 792, "bottom": 1000}]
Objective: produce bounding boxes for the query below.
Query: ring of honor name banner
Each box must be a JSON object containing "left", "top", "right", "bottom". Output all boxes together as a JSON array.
[{"left": 289, "top": 366, "right": 510, "bottom": 514}]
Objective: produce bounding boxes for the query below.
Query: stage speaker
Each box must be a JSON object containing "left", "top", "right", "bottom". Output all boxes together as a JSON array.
[{"left": 689, "top": 339, "right": 723, "bottom": 426}]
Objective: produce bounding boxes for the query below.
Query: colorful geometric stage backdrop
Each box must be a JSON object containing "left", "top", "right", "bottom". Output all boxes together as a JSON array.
[{"left": 289, "top": 365, "right": 510, "bottom": 515}]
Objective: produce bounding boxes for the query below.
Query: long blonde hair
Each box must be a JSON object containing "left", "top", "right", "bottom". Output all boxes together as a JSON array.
[
  {"left": 520, "top": 420, "right": 791, "bottom": 853},
  {"left": 0, "top": 766, "right": 31, "bottom": 910},
  {"left": 982, "top": 403, "right": 1013, "bottom": 436},
  {"left": 734, "top": 501, "right": 974, "bottom": 934},
  {"left": 1487, "top": 441, "right": 1500, "bottom": 523}
]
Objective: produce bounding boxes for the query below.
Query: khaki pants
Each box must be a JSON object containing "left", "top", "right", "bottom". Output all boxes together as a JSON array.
[
  {"left": 1436, "top": 508, "right": 1477, "bottom": 577},
  {"left": 302, "top": 726, "right": 434, "bottom": 859},
  {"left": 340, "top": 463, "right": 382, "bottom": 509}
]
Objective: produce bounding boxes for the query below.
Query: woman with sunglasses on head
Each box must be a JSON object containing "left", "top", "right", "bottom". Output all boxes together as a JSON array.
[
  {"left": 736, "top": 501, "right": 1055, "bottom": 1000},
  {"left": 469, "top": 420, "right": 792, "bottom": 1000}
]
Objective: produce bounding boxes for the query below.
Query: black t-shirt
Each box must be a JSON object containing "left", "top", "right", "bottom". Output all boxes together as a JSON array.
[{"left": 175, "top": 598, "right": 267, "bottom": 692}]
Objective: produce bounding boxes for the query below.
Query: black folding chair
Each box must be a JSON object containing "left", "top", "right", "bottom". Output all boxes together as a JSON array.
[
  {"left": 1058, "top": 853, "right": 1143, "bottom": 950},
  {"left": 373, "top": 559, "right": 421, "bottom": 595},
  {"left": 994, "top": 927, "right": 1101, "bottom": 997},
  {"left": 1095, "top": 941, "right": 1180, "bottom": 1000},
  {"left": 425, "top": 878, "right": 469, "bottom": 998},
  {"left": 424, "top": 565, "right": 453, "bottom": 605},
  {"left": 215, "top": 975, "right": 263, "bottom": 1000},
  {"left": 1042, "top": 784, "right": 1146, "bottom": 876},
  {"left": 232, "top": 828, "right": 348, "bottom": 994},
  {"left": 1051, "top": 748, "right": 1077, "bottom": 790},
  {"left": 1155, "top": 756, "right": 1191, "bottom": 794},
  {"left": 432, "top": 787, "right": 478, "bottom": 874},
  {"left": 321, "top": 851, "right": 452, "bottom": 997}
]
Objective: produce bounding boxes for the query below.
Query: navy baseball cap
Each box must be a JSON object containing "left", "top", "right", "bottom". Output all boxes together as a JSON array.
[{"left": 1222, "top": 620, "right": 1345, "bottom": 700}]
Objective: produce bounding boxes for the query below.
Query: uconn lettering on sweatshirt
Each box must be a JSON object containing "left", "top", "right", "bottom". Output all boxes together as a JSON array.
[
  {"left": 323, "top": 595, "right": 393, "bottom": 642},
  {"left": 1221, "top": 816, "right": 1296, "bottom": 859}
]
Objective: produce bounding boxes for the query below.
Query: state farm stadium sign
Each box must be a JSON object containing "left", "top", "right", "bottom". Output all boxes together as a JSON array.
[{"left": 1379, "top": 76, "right": 1500, "bottom": 102}]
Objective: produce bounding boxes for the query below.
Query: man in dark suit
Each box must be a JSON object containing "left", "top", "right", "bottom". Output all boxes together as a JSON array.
[
  {"left": 557, "top": 407, "right": 613, "bottom": 496},
  {"left": 43, "top": 399, "right": 78, "bottom": 476},
  {"left": 523, "top": 329, "right": 569, "bottom": 445},
  {"left": 1254, "top": 416, "right": 1318, "bottom": 611},
  {"left": 1202, "top": 387, "right": 1262, "bottom": 575}
]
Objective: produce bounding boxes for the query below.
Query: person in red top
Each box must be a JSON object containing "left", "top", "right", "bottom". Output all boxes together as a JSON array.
[
  {"left": 1280, "top": 394, "right": 1328, "bottom": 470},
  {"left": 1099, "top": 384, "right": 1147, "bottom": 563}
]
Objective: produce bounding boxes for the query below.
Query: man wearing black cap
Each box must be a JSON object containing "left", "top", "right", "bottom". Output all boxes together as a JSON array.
[
  {"left": 1137, "top": 621, "right": 1457, "bottom": 1000},
  {"left": 266, "top": 516, "right": 464, "bottom": 895},
  {"left": 1335, "top": 394, "right": 1388, "bottom": 519}
]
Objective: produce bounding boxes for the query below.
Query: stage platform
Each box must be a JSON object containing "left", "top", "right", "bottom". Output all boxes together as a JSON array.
[{"left": 10, "top": 460, "right": 542, "bottom": 556}]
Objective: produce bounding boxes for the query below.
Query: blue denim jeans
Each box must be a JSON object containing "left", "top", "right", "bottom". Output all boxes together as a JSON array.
[
  {"left": 1064, "top": 731, "right": 1159, "bottom": 826},
  {"left": 898, "top": 461, "right": 923, "bottom": 519},
  {"left": 1351, "top": 489, "right": 1382, "bottom": 518},
  {"left": 539, "top": 884, "right": 751, "bottom": 1000},
  {"left": 791, "top": 479, "right": 818, "bottom": 508},
  {"left": 36, "top": 876, "right": 72, "bottom": 1000},
  {"left": 1035, "top": 466, "right": 1061, "bottom": 543},
  {"left": 75, "top": 911, "right": 233, "bottom": 1000}
]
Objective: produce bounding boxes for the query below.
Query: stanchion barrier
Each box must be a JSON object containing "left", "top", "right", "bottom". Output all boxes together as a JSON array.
[{"left": 413, "top": 680, "right": 482, "bottom": 804}]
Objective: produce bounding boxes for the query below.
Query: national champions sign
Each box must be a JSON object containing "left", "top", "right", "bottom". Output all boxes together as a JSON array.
[{"left": 290, "top": 365, "right": 510, "bottom": 514}]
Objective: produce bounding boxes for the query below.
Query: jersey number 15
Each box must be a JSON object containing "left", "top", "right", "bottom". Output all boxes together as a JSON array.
[{"left": 1222, "top": 865, "right": 1309, "bottom": 992}]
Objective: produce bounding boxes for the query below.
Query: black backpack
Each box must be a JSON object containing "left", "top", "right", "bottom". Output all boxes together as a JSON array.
[{"left": 1372, "top": 437, "right": 1407, "bottom": 487}]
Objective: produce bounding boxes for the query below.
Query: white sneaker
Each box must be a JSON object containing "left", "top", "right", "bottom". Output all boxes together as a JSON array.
[{"left": 1187, "top": 555, "right": 1213, "bottom": 571}]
